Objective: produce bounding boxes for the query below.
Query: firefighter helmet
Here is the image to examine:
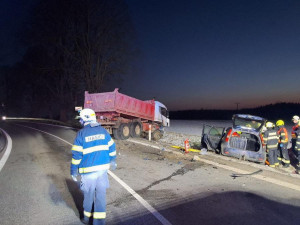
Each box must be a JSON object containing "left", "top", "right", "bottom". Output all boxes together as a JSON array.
[
  {"left": 79, "top": 108, "right": 96, "bottom": 122},
  {"left": 276, "top": 120, "right": 284, "bottom": 127},
  {"left": 292, "top": 115, "right": 299, "bottom": 122},
  {"left": 266, "top": 122, "right": 274, "bottom": 128}
]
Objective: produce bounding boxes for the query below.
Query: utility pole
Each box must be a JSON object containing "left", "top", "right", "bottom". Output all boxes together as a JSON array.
[{"left": 235, "top": 103, "right": 240, "bottom": 111}]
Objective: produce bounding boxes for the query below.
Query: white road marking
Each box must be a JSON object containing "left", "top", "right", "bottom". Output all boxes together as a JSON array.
[
  {"left": 16, "top": 124, "right": 172, "bottom": 225},
  {"left": 0, "top": 129, "right": 12, "bottom": 172},
  {"left": 129, "top": 139, "right": 300, "bottom": 192}
]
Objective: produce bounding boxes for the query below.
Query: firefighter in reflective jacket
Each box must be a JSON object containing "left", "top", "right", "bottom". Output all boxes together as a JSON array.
[
  {"left": 276, "top": 120, "right": 290, "bottom": 168},
  {"left": 291, "top": 115, "right": 300, "bottom": 155},
  {"left": 263, "top": 122, "right": 279, "bottom": 168},
  {"left": 71, "top": 108, "right": 116, "bottom": 225}
]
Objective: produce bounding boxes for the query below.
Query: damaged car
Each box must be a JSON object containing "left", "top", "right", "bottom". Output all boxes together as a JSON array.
[{"left": 201, "top": 114, "right": 266, "bottom": 164}]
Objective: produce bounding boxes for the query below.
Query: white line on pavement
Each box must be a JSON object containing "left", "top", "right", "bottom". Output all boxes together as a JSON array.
[
  {"left": 16, "top": 124, "right": 172, "bottom": 225},
  {"left": 129, "top": 139, "right": 300, "bottom": 192},
  {"left": 0, "top": 129, "right": 12, "bottom": 172}
]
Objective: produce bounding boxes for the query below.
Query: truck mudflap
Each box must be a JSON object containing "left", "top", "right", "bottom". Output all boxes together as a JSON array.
[{"left": 222, "top": 147, "right": 266, "bottom": 163}]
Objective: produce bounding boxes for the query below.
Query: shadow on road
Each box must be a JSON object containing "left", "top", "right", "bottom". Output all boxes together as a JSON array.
[
  {"left": 66, "top": 178, "right": 84, "bottom": 219},
  {"left": 109, "top": 191, "right": 300, "bottom": 225}
]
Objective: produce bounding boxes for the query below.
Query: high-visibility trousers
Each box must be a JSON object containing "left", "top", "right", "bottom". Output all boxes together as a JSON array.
[
  {"left": 268, "top": 148, "right": 279, "bottom": 167},
  {"left": 277, "top": 144, "right": 290, "bottom": 165},
  {"left": 80, "top": 170, "right": 109, "bottom": 225}
]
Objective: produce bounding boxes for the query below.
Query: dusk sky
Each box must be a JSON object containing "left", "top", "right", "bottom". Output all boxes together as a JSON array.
[{"left": 1, "top": 0, "right": 300, "bottom": 111}]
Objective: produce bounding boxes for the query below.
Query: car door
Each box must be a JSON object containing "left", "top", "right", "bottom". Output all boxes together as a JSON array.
[{"left": 202, "top": 125, "right": 225, "bottom": 150}]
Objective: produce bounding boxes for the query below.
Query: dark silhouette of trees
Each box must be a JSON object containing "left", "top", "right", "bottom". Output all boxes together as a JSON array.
[{"left": 3, "top": 0, "right": 135, "bottom": 120}]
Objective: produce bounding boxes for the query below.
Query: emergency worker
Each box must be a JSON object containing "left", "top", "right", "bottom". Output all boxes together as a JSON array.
[
  {"left": 291, "top": 115, "right": 300, "bottom": 155},
  {"left": 71, "top": 108, "right": 116, "bottom": 225},
  {"left": 276, "top": 120, "right": 290, "bottom": 168},
  {"left": 263, "top": 122, "right": 279, "bottom": 168}
]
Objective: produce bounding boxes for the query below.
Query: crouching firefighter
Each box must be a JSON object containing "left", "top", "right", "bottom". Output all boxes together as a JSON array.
[
  {"left": 276, "top": 120, "right": 290, "bottom": 168},
  {"left": 71, "top": 108, "right": 117, "bottom": 225},
  {"left": 264, "top": 122, "right": 279, "bottom": 168}
]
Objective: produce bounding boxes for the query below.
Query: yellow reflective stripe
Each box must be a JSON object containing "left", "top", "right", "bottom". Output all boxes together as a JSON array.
[
  {"left": 109, "top": 151, "right": 116, "bottom": 156},
  {"left": 93, "top": 212, "right": 106, "bottom": 219},
  {"left": 84, "top": 211, "right": 92, "bottom": 217},
  {"left": 268, "top": 144, "right": 278, "bottom": 148},
  {"left": 108, "top": 138, "right": 114, "bottom": 147},
  {"left": 72, "top": 145, "right": 83, "bottom": 152},
  {"left": 277, "top": 157, "right": 282, "bottom": 161},
  {"left": 269, "top": 132, "right": 277, "bottom": 135},
  {"left": 296, "top": 141, "right": 300, "bottom": 145},
  {"left": 269, "top": 165, "right": 275, "bottom": 167},
  {"left": 268, "top": 136, "right": 278, "bottom": 140},
  {"left": 83, "top": 145, "right": 109, "bottom": 154},
  {"left": 72, "top": 158, "right": 81, "bottom": 165},
  {"left": 282, "top": 159, "right": 290, "bottom": 163},
  {"left": 79, "top": 163, "right": 110, "bottom": 173}
]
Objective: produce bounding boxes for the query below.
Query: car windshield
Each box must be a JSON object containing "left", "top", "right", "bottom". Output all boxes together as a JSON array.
[{"left": 234, "top": 118, "right": 262, "bottom": 130}]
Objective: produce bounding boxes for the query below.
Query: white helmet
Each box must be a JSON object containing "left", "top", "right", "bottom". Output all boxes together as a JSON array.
[
  {"left": 79, "top": 108, "right": 96, "bottom": 123},
  {"left": 292, "top": 115, "right": 299, "bottom": 122}
]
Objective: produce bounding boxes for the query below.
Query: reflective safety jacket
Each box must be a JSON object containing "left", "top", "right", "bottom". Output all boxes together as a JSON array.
[
  {"left": 71, "top": 123, "right": 116, "bottom": 175},
  {"left": 263, "top": 129, "right": 279, "bottom": 150},
  {"left": 291, "top": 123, "right": 299, "bottom": 139},
  {"left": 277, "top": 126, "right": 288, "bottom": 144}
]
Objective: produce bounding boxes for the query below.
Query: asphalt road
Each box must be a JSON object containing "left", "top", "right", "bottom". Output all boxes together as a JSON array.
[{"left": 0, "top": 120, "right": 300, "bottom": 225}]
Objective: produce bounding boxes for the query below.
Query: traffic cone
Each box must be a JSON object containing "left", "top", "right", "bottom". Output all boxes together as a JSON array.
[{"left": 184, "top": 138, "right": 190, "bottom": 153}]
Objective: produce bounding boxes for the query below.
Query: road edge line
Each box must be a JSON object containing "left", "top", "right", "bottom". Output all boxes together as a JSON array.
[{"left": 0, "top": 128, "right": 12, "bottom": 172}]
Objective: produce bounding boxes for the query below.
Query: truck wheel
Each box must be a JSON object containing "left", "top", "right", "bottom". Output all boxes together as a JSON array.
[
  {"left": 119, "top": 123, "right": 130, "bottom": 140},
  {"left": 152, "top": 130, "right": 162, "bottom": 141},
  {"left": 130, "top": 122, "right": 142, "bottom": 138},
  {"left": 113, "top": 128, "right": 121, "bottom": 140}
]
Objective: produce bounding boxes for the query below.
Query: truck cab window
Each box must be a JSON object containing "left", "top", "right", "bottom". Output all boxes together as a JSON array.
[{"left": 160, "top": 107, "right": 169, "bottom": 118}]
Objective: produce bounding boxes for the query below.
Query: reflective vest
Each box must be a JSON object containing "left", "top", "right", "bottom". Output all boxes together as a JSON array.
[
  {"left": 277, "top": 126, "right": 288, "bottom": 144},
  {"left": 263, "top": 129, "right": 279, "bottom": 150}
]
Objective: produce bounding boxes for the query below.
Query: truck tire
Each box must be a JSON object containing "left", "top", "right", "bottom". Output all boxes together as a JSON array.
[
  {"left": 113, "top": 128, "right": 121, "bottom": 140},
  {"left": 152, "top": 130, "right": 162, "bottom": 141},
  {"left": 130, "top": 122, "right": 142, "bottom": 138},
  {"left": 119, "top": 123, "right": 130, "bottom": 140}
]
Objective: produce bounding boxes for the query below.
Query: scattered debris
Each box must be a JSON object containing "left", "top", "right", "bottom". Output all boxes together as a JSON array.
[
  {"left": 200, "top": 148, "right": 208, "bottom": 155},
  {"left": 192, "top": 155, "right": 201, "bottom": 162},
  {"left": 231, "top": 169, "right": 263, "bottom": 179}
]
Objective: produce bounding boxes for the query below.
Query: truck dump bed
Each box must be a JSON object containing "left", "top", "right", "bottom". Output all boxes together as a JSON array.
[{"left": 84, "top": 88, "right": 155, "bottom": 121}]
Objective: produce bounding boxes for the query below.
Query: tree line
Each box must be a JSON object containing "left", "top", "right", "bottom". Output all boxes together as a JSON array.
[
  {"left": 170, "top": 103, "right": 300, "bottom": 123},
  {"left": 0, "top": 0, "right": 135, "bottom": 121}
]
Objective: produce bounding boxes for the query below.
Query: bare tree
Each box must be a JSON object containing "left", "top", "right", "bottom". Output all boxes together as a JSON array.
[{"left": 21, "top": 0, "right": 134, "bottom": 120}]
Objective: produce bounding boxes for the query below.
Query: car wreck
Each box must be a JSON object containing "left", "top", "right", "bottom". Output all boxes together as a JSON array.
[{"left": 201, "top": 114, "right": 266, "bottom": 164}]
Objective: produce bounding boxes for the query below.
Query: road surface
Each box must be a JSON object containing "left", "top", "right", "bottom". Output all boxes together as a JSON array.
[{"left": 0, "top": 120, "right": 300, "bottom": 225}]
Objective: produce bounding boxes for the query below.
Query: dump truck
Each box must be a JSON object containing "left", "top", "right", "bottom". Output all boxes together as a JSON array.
[{"left": 83, "top": 88, "right": 170, "bottom": 140}]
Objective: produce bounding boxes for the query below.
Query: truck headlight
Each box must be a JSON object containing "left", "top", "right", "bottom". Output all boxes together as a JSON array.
[{"left": 2, "top": 116, "right": 6, "bottom": 120}]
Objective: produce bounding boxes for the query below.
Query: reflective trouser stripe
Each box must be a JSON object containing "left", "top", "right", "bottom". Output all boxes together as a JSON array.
[
  {"left": 93, "top": 212, "right": 106, "bottom": 219},
  {"left": 84, "top": 211, "right": 92, "bottom": 217},
  {"left": 277, "top": 157, "right": 282, "bottom": 161},
  {"left": 282, "top": 159, "right": 290, "bottom": 164},
  {"left": 269, "top": 165, "right": 275, "bottom": 167}
]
